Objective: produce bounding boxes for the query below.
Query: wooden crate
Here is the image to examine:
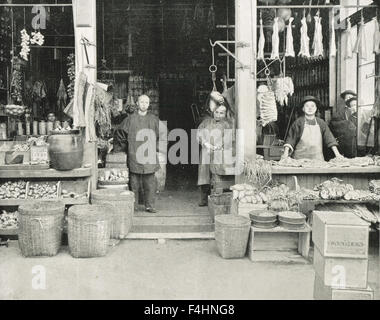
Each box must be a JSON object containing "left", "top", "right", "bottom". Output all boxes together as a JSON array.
[
  {"left": 211, "top": 174, "right": 234, "bottom": 195},
  {"left": 313, "top": 274, "right": 373, "bottom": 300},
  {"left": 60, "top": 179, "right": 90, "bottom": 202},
  {"left": 312, "top": 211, "right": 370, "bottom": 259},
  {"left": 313, "top": 246, "right": 368, "bottom": 289},
  {"left": 248, "top": 225, "right": 311, "bottom": 262}
]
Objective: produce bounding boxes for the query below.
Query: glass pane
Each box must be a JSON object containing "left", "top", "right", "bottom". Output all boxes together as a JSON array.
[{"left": 358, "top": 105, "right": 375, "bottom": 147}]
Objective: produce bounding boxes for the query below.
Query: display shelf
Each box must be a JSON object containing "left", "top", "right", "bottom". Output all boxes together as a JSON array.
[
  {"left": 271, "top": 166, "right": 380, "bottom": 175},
  {"left": 0, "top": 198, "right": 89, "bottom": 206},
  {"left": 303, "top": 199, "right": 379, "bottom": 205},
  {"left": 0, "top": 167, "right": 92, "bottom": 179},
  {"left": 251, "top": 224, "right": 311, "bottom": 233},
  {"left": 0, "top": 228, "right": 17, "bottom": 236}
]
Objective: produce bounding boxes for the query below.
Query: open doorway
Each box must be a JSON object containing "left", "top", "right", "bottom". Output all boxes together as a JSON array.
[{"left": 98, "top": 0, "right": 235, "bottom": 214}]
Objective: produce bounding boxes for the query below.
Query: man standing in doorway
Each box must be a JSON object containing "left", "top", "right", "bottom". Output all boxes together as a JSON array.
[{"left": 114, "top": 95, "right": 160, "bottom": 213}]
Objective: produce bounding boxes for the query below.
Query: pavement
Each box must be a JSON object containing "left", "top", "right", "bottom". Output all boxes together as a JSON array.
[{"left": 0, "top": 238, "right": 379, "bottom": 300}]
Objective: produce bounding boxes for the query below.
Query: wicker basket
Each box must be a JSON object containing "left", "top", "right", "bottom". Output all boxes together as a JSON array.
[
  {"left": 208, "top": 192, "right": 232, "bottom": 222},
  {"left": 91, "top": 189, "right": 135, "bottom": 239},
  {"left": 18, "top": 201, "right": 65, "bottom": 257},
  {"left": 215, "top": 215, "right": 251, "bottom": 259},
  {"left": 68, "top": 205, "right": 112, "bottom": 258}
]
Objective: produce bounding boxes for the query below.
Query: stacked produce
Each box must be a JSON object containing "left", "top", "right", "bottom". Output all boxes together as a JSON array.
[
  {"left": 99, "top": 169, "right": 129, "bottom": 183},
  {"left": 0, "top": 210, "right": 18, "bottom": 230},
  {"left": 316, "top": 178, "right": 354, "bottom": 200},
  {"left": 265, "top": 184, "right": 303, "bottom": 212},
  {"left": 0, "top": 181, "right": 27, "bottom": 199},
  {"left": 369, "top": 180, "right": 380, "bottom": 195},
  {"left": 28, "top": 182, "right": 58, "bottom": 199},
  {"left": 5, "top": 104, "right": 26, "bottom": 116},
  {"left": 230, "top": 184, "right": 267, "bottom": 204}
]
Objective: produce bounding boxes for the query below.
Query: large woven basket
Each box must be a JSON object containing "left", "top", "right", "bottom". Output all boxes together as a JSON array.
[
  {"left": 215, "top": 215, "right": 251, "bottom": 259},
  {"left": 68, "top": 205, "right": 112, "bottom": 258},
  {"left": 208, "top": 192, "right": 232, "bottom": 222},
  {"left": 18, "top": 201, "right": 65, "bottom": 257},
  {"left": 91, "top": 189, "right": 135, "bottom": 239}
]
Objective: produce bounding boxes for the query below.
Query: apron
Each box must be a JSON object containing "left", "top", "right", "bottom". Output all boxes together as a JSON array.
[{"left": 293, "top": 121, "right": 324, "bottom": 161}]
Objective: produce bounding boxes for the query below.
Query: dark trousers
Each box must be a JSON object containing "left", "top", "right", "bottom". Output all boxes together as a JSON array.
[
  {"left": 199, "top": 184, "right": 211, "bottom": 205},
  {"left": 130, "top": 172, "right": 156, "bottom": 209}
]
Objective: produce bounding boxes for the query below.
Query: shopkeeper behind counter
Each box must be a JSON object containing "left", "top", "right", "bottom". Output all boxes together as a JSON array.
[{"left": 282, "top": 96, "right": 343, "bottom": 161}]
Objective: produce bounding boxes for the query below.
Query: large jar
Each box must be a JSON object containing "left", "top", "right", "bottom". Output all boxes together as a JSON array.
[{"left": 48, "top": 130, "right": 84, "bottom": 170}]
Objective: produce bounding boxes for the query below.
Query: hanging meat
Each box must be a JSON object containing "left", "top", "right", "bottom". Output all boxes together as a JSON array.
[
  {"left": 285, "top": 17, "right": 295, "bottom": 57},
  {"left": 257, "top": 18, "right": 265, "bottom": 60},
  {"left": 257, "top": 85, "right": 278, "bottom": 127},
  {"left": 298, "top": 17, "right": 310, "bottom": 58},
  {"left": 354, "top": 16, "right": 370, "bottom": 61},
  {"left": 270, "top": 17, "right": 280, "bottom": 60},
  {"left": 373, "top": 17, "right": 380, "bottom": 55},
  {"left": 274, "top": 77, "right": 294, "bottom": 107},
  {"left": 345, "top": 18, "right": 353, "bottom": 60},
  {"left": 330, "top": 13, "right": 336, "bottom": 58},
  {"left": 312, "top": 14, "right": 324, "bottom": 58}
]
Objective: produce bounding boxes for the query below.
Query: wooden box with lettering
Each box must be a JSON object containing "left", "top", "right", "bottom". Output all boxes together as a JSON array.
[
  {"left": 312, "top": 211, "right": 370, "bottom": 259},
  {"left": 313, "top": 247, "right": 368, "bottom": 289},
  {"left": 30, "top": 145, "right": 49, "bottom": 163},
  {"left": 313, "top": 275, "right": 373, "bottom": 300}
]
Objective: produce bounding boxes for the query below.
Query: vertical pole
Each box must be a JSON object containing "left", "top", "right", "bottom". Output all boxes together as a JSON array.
[
  {"left": 72, "top": 0, "right": 98, "bottom": 190},
  {"left": 235, "top": 0, "right": 256, "bottom": 183}
]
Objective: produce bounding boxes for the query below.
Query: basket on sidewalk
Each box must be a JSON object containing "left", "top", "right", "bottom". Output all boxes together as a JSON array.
[
  {"left": 18, "top": 201, "right": 65, "bottom": 257},
  {"left": 91, "top": 189, "right": 135, "bottom": 239},
  {"left": 215, "top": 215, "right": 251, "bottom": 259},
  {"left": 68, "top": 204, "right": 112, "bottom": 258},
  {"left": 208, "top": 192, "right": 232, "bottom": 222}
]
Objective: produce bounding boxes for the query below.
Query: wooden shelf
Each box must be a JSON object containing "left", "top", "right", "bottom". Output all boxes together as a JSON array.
[
  {"left": 272, "top": 166, "right": 380, "bottom": 175},
  {"left": 0, "top": 167, "right": 92, "bottom": 179},
  {"left": 0, "top": 228, "right": 17, "bottom": 236},
  {"left": 303, "top": 199, "right": 379, "bottom": 205},
  {"left": 0, "top": 198, "right": 89, "bottom": 206},
  {"left": 252, "top": 224, "right": 311, "bottom": 233}
]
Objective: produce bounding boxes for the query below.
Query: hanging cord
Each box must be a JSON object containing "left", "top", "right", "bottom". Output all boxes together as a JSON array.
[{"left": 209, "top": 43, "right": 217, "bottom": 91}]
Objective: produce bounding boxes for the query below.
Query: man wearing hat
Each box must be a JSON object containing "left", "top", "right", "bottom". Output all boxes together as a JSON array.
[{"left": 282, "top": 96, "right": 343, "bottom": 161}]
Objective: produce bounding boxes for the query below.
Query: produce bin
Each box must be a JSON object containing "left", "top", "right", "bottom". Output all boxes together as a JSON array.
[
  {"left": 215, "top": 215, "right": 251, "bottom": 259},
  {"left": 68, "top": 204, "right": 112, "bottom": 258},
  {"left": 18, "top": 201, "right": 65, "bottom": 257}
]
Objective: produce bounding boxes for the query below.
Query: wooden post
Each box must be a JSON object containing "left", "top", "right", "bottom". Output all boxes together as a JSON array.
[
  {"left": 72, "top": 0, "right": 98, "bottom": 190},
  {"left": 235, "top": 0, "right": 257, "bottom": 183}
]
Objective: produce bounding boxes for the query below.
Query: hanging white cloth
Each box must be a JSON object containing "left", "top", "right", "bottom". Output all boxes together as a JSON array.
[
  {"left": 285, "top": 17, "right": 295, "bottom": 57},
  {"left": 330, "top": 13, "right": 336, "bottom": 58},
  {"left": 298, "top": 17, "right": 310, "bottom": 58},
  {"left": 312, "top": 15, "right": 324, "bottom": 57},
  {"left": 258, "top": 18, "right": 265, "bottom": 60},
  {"left": 345, "top": 18, "right": 353, "bottom": 60},
  {"left": 373, "top": 17, "right": 380, "bottom": 55},
  {"left": 270, "top": 17, "right": 280, "bottom": 60},
  {"left": 354, "top": 17, "right": 370, "bottom": 61}
]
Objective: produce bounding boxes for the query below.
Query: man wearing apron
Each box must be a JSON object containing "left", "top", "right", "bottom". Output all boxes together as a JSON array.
[{"left": 282, "top": 96, "right": 343, "bottom": 161}]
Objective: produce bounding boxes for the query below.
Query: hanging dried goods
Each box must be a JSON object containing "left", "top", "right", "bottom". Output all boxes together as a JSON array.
[
  {"left": 345, "top": 19, "right": 353, "bottom": 60},
  {"left": 353, "top": 16, "right": 370, "bottom": 61},
  {"left": 330, "top": 14, "right": 336, "bottom": 58},
  {"left": 273, "top": 77, "right": 294, "bottom": 106}
]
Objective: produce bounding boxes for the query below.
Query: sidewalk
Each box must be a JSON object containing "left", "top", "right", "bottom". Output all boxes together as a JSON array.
[{"left": 0, "top": 239, "right": 378, "bottom": 300}]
